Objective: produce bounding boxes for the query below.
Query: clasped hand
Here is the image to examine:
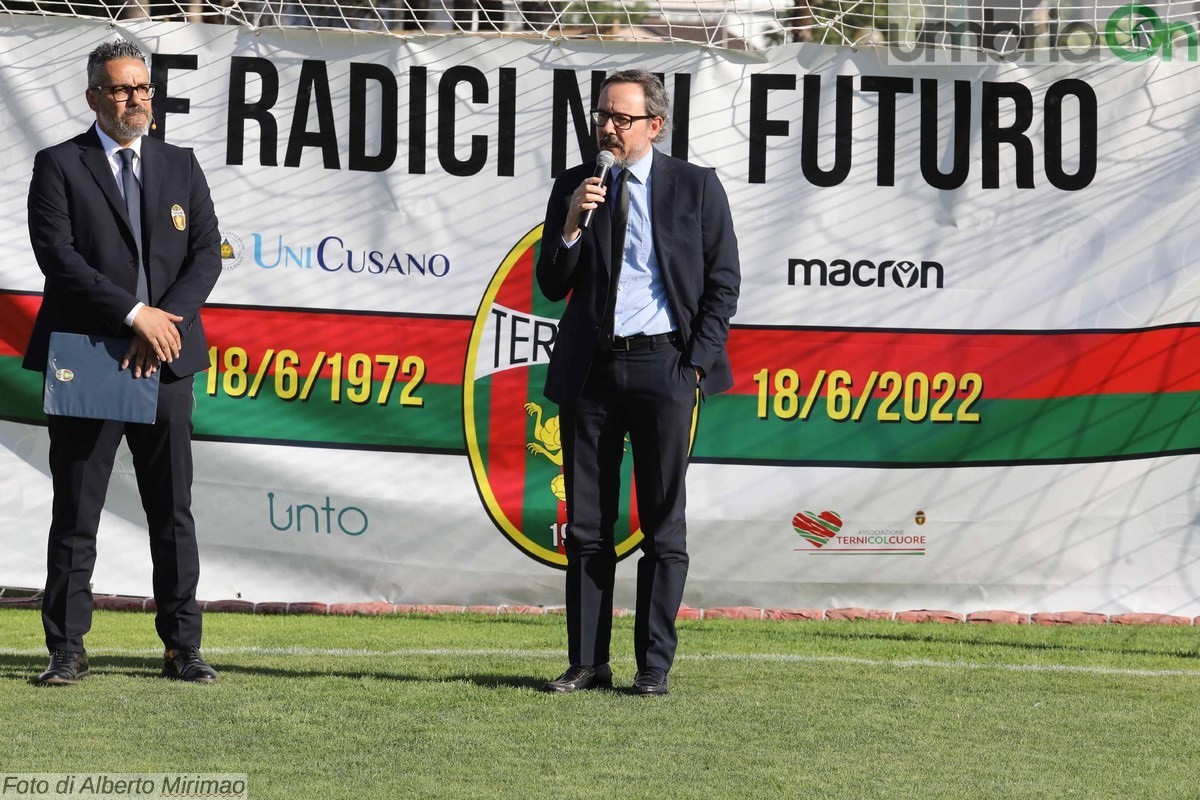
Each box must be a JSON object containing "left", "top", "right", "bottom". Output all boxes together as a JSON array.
[{"left": 124, "top": 306, "right": 184, "bottom": 378}]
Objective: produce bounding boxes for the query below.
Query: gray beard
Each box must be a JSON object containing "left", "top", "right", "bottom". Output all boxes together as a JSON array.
[
  {"left": 105, "top": 109, "right": 150, "bottom": 140},
  {"left": 598, "top": 137, "right": 628, "bottom": 168}
]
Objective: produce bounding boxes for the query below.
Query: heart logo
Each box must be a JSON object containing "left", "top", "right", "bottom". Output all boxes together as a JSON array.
[{"left": 792, "top": 510, "right": 843, "bottom": 548}]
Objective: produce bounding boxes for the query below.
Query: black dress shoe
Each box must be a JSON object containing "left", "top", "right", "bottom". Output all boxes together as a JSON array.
[
  {"left": 541, "top": 664, "right": 613, "bottom": 693},
  {"left": 163, "top": 647, "right": 218, "bottom": 684},
  {"left": 633, "top": 669, "right": 669, "bottom": 696},
  {"left": 36, "top": 650, "right": 89, "bottom": 686}
]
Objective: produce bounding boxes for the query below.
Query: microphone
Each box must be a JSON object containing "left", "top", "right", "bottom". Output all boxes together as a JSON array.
[{"left": 578, "top": 150, "right": 616, "bottom": 231}]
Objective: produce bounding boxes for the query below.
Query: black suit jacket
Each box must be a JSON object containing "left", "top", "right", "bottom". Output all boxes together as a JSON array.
[
  {"left": 536, "top": 149, "right": 740, "bottom": 404},
  {"left": 23, "top": 127, "right": 221, "bottom": 378}
]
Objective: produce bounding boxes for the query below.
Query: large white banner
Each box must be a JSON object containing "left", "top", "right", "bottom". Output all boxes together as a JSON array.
[{"left": 1, "top": 15, "right": 1197, "bottom": 612}]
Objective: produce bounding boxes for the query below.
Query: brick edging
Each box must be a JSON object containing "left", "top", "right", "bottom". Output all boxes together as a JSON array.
[{"left": 1, "top": 596, "right": 1194, "bottom": 625}]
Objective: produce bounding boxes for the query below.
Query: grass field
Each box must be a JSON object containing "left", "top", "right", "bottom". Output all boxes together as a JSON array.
[{"left": 2, "top": 609, "right": 1199, "bottom": 799}]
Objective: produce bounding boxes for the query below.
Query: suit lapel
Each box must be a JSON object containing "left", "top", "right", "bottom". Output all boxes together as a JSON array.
[
  {"left": 649, "top": 150, "right": 675, "bottom": 278},
  {"left": 140, "top": 137, "right": 164, "bottom": 245},
  {"left": 78, "top": 129, "right": 132, "bottom": 234}
]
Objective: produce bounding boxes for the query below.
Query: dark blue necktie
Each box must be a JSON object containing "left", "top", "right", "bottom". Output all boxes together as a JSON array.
[{"left": 118, "top": 148, "right": 148, "bottom": 304}]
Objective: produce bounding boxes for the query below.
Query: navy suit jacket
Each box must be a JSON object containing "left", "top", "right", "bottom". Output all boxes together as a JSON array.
[
  {"left": 536, "top": 149, "right": 740, "bottom": 404},
  {"left": 23, "top": 127, "right": 221, "bottom": 378}
]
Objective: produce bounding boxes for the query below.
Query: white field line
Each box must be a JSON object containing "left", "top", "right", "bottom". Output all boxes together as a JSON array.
[{"left": 2, "top": 646, "right": 1199, "bottom": 678}]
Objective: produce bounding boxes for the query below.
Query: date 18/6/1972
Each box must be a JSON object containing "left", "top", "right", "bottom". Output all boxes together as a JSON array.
[
  {"left": 206, "top": 346, "right": 426, "bottom": 406},
  {"left": 753, "top": 368, "right": 983, "bottom": 424}
]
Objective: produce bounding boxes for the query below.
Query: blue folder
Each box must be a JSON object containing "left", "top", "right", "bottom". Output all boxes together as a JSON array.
[{"left": 43, "top": 332, "right": 160, "bottom": 424}]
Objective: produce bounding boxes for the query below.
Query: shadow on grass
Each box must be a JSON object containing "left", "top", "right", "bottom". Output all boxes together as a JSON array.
[
  {"left": 206, "top": 662, "right": 553, "bottom": 690},
  {"left": 0, "top": 654, "right": 552, "bottom": 691},
  {"left": 0, "top": 653, "right": 158, "bottom": 685}
]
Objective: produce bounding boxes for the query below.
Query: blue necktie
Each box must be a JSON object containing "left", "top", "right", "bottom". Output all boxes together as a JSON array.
[{"left": 118, "top": 148, "right": 148, "bottom": 304}]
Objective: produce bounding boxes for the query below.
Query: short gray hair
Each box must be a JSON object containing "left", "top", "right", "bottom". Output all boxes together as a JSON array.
[
  {"left": 601, "top": 69, "right": 672, "bottom": 143},
  {"left": 86, "top": 40, "right": 146, "bottom": 88}
]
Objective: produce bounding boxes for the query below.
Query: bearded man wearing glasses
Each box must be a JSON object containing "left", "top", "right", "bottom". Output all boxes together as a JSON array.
[
  {"left": 24, "top": 40, "right": 222, "bottom": 686},
  {"left": 536, "top": 70, "right": 741, "bottom": 696}
]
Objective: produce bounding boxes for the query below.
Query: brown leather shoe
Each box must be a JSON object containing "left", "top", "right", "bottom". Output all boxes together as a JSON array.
[
  {"left": 541, "top": 664, "right": 613, "bottom": 693},
  {"left": 633, "top": 669, "right": 669, "bottom": 696},
  {"left": 36, "top": 650, "right": 89, "bottom": 686},
  {"left": 163, "top": 647, "right": 218, "bottom": 684}
]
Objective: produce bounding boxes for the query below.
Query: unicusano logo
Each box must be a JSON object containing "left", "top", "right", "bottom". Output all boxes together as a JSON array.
[
  {"left": 463, "top": 226, "right": 696, "bottom": 568},
  {"left": 792, "top": 509, "right": 927, "bottom": 556},
  {"left": 883, "top": 4, "right": 1198, "bottom": 64},
  {"left": 788, "top": 258, "right": 944, "bottom": 289}
]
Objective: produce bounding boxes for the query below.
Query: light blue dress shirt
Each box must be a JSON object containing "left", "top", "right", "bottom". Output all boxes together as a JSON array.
[
  {"left": 609, "top": 149, "right": 676, "bottom": 337},
  {"left": 561, "top": 148, "right": 677, "bottom": 338}
]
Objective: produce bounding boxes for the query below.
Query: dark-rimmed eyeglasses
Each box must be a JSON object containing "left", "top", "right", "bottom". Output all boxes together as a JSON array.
[
  {"left": 590, "top": 109, "right": 656, "bottom": 131},
  {"left": 91, "top": 83, "right": 156, "bottom": 101}
]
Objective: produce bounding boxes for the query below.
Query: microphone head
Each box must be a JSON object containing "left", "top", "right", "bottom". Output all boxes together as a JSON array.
[{"left": 596, "top": 150, "right": 616, "bottom": 169}]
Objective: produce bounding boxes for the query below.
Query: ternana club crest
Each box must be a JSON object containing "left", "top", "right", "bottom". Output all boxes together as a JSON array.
[{"left": 463, "top": 225, "right": 645, "bottom": 568}]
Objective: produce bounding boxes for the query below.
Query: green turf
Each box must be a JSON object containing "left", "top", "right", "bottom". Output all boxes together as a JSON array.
[{"left": 2, "top": 610, "right": 1199, "bottom": 799}]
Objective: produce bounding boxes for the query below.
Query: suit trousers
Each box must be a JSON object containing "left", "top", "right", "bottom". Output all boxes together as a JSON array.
[
  {"left": 559, "top": 338, "right": 698, "bottom": 673},
  {"left": 42, "top": 374, "right": 202, "bottom": 652}
]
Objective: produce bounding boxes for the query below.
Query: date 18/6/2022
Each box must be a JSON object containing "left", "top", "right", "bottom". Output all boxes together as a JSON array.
[{"left": 753, "top": 368, "right": 982, "bottom": 424}]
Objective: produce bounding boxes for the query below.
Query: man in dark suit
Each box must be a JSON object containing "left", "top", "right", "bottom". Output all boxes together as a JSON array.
[
  {"left": 24, "top": 40, "right": 222, "bottom": 685},
  {"left": 536, "top": 70, "right": 740, "bottom": 696}
]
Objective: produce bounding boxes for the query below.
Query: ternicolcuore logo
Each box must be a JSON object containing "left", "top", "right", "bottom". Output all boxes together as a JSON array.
[
  {"left": 792, "top": 509, "right": 928, "bottom": 555},
  {"left": 793, "top": 510, "right": 843, "bottom": 548}
]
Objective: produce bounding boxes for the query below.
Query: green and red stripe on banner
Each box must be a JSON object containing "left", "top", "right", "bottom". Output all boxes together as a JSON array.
[
  {"left": 195, "top": 304, "right": 468, "bottom": 452},
  {"left": 0, "top": 290, "right": 469, "bottom": 453},
  {"left": 0, "top": 292, "right": 41, "bottom": 415},
  {"left": 2, "top": 290, "right": 1198, "bottom": 467},
  {"left": 699, "top": 324, "right": 1200, "bottom": 466}
]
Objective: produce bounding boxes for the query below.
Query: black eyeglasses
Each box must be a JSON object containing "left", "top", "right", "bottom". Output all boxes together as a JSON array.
[
  {"left": 91, "top": 83, "right": 156, "bottom": 101},
  {"left": 590, "top": 109, "right": 657, "bottom": 131}
]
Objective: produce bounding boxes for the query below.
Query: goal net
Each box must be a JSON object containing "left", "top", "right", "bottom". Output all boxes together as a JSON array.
[{"left": 0, "top": 0, "right": 1190, "bottom": 56}]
